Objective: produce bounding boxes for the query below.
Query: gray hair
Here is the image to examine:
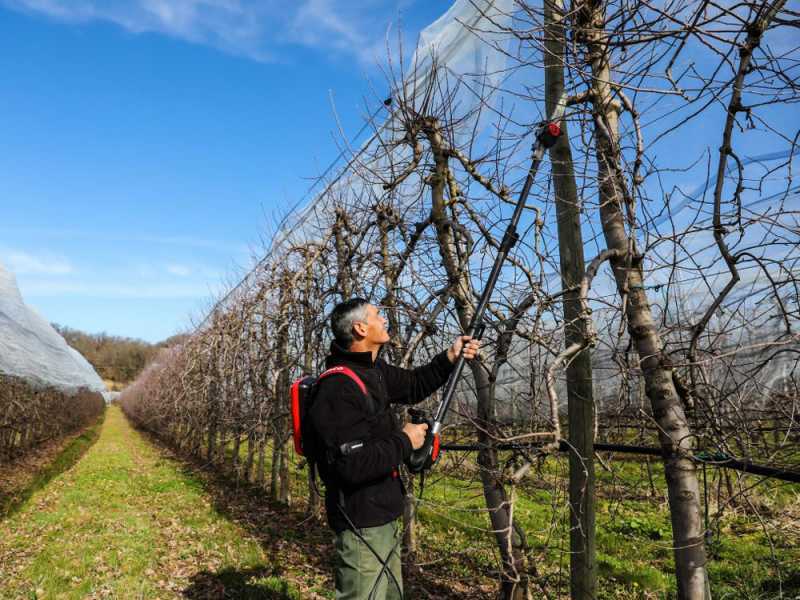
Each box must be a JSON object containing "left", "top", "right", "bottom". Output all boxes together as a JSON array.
[{"left": 330, "top": 298, "right": 370, "bottom": 348}]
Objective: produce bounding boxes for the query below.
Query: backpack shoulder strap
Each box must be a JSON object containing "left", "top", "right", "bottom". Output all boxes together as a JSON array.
[
  {"left": 317, "top": 366, "right": 375, "bottom": 414},
  {"left": 318, "top": 365, "right": 367, "bottom": 394}
]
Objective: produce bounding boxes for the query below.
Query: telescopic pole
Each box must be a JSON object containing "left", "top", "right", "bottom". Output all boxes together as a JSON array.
[{"left": 407, "top": 94, "right": 569, "bottom": 473}]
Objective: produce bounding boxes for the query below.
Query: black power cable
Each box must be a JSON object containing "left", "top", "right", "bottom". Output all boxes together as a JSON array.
[
  {"left": 309, "top": 466, "right": 405, "bottom": 599},
  {"left": 439, "top": 440, "right": 800, "bottom": 483},
  {"left": 336, "top": 499, "right": 404, "bottom": 600}
]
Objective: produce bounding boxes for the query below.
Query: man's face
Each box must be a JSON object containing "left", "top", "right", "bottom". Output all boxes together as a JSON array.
[{"left": 354, "top": 304, "right": 390, "bottom": 346}]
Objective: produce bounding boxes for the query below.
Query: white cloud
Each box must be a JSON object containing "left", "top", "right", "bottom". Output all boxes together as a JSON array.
[
  {"left": 1, "top": 246, "right": 226, "bottom": 300},
  {"left": 1, "top": 0, "right": 412, "bottom": 65},
  {"left": 2, "top": 250, "right": 74, "bottom": 275},
  {"left": 165, "top": 263, "right": 191, "bottom": 277},
  {"left": 19, "top": 278, "right": 221, "bottom": 299},
  {"left": 0, "top": 226, "right": 250, "bottom": 255},
  {"left": 289, "top": 0, "right": 364, "bottom": 51}
]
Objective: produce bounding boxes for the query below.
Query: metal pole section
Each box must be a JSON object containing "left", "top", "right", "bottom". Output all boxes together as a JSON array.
[
  {"left": 432, "top": 141, "right": 546, "bottom": 426},
  {"left": 408, "top": 94, "right": 568, "bottom": 473}
]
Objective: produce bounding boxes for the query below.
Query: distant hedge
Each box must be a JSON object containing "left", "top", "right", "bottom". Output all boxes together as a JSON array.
[{"left": 0, "top": 374, "right": 105, "bottom": 464}]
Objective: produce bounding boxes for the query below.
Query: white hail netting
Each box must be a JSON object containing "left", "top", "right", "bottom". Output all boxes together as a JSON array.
[
  {"left": 404, "top": 0, "right": 513, "bottom": 105},
  {"left": 249, "top": 0, "right": 514, "bottom": 286},
  {"left": 0, "top": 261, "right": 105, "bottom": 395}
]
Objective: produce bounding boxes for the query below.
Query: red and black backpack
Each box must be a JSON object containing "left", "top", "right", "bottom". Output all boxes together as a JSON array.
[{"left": 290, "top": 365, "right": 369, "bottom": 457}]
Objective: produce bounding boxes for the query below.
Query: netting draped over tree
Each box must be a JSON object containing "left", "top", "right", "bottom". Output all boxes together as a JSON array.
[
  {"left": 0, "top": 263, "right": 104, "bottom": 394},
  {"left": 121, "top": 0, "right": 799, "bottom": 597},
  {"left": 0, "top": 261, "right": 105, "bottom": 464}
]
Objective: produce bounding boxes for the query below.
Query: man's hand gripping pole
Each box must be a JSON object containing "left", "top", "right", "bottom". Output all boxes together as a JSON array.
[{"left": 406, "top": 104, "right": 566, "bottom": 475}]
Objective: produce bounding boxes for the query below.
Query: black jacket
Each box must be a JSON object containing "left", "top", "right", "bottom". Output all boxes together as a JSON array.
[{"left": 308, "top": 341, "right": 454, "bottom": 532}]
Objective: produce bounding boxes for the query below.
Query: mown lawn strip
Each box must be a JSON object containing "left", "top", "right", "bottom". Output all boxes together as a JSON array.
[{"left": 0, "top": 405, "right": 303, "bottom": 599}]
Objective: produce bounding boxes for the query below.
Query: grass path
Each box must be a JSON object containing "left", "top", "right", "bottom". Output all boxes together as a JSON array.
[{"left": 0, "top": 406, "right": 299, "bottom": 599}]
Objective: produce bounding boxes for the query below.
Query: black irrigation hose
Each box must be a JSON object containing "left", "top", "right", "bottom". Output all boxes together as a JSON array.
[{"left": 440, "top": 440, "right": 800, "bottom": 483}]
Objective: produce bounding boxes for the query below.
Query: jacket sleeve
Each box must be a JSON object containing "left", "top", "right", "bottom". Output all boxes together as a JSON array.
[
  {"left": 380, "top": 350, "right": 455, "bottom": 406},
  {"left": 309, "top": 378, "right": 413, "bottom": 486}
]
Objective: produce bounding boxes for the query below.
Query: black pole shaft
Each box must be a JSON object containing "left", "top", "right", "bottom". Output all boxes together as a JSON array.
[
  {"left": 407, "top": 95, "right": 569, "bottom": 474},
  {"left": 433, "top": 136, "right": 553, "bottom": 427}
]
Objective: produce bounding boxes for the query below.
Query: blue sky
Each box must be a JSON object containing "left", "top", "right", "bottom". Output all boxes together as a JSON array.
[
  {"left": 0, "top": 0, "right": 443, "bottom": 342},
  {"left": 0, "top": 1, "right": 796, "bottom": 344}
]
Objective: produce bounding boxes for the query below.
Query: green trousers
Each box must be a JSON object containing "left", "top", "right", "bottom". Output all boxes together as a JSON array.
[{"left": 334, "top": 519, "right": 403, "bottom": 600}]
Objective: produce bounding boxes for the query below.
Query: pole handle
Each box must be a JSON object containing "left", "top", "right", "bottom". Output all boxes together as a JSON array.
[{"left": 406, "top": 409, "right": 438, "bottom": 473}]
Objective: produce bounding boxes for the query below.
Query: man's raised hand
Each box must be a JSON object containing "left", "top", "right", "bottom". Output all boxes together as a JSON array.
[{"left": 447, "top": 335, "right": 481, "bottom": 363}]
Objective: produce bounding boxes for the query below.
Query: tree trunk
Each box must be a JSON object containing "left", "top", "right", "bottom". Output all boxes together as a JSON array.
[
  {"left": 245, "top": 429, "right": 256, "bottom": 482},
  {"left": 302, "top": 257, "right": 322, "bottom": 517},
  {"left": 256, "top": 425, "right": 267, "bottom": 487},
  {"left": 544, "top": 0, "right": 597, "bottom": 595},
  {"left": 273, "top": 274, "right": 292, "bottom": 505},
  {"left": 270, "top": 432, "right": 281, "bottom": 499},
  {"left": 334, "top": 209, "right": 353, "bottom": 300},
  {"left": 232, "top": 429, "right": 241, "bottom": 478},
  {"left": 207, "top": 381, "right": 218, "bottom": 464},
  {"left": 278, "top": 439, "right": 291, "bottom": 504},
  {"left": 216, "top": 426, "right": 226, "bottom": 467},
  {"left": 425, "top": 120, "right": 528, "bottom": 599},
  {"left": 575, "top": 2, "right": 708, "bottom": 595}
]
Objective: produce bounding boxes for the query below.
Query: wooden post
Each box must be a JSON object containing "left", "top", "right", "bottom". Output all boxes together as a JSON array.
[{"left": 544, "top": 0, "right": 597, "bottom": 596}]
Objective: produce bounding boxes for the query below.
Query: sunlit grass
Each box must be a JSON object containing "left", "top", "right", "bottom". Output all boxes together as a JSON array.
[
  {"left": 0, "top": 406, "right": 301, "bottom": 599},
  {"left": 192, "top": 427, "right": 799, "bottom": 598}
]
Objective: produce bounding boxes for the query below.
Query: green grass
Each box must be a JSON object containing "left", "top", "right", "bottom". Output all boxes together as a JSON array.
[
  {"left": 1, "top": 413, "right": 105, "bottom": 519},
  {"left": 415, "top": 454, "right": 800, "bottom": 599},
  {"left": 263, "top": 437, "right": 798, "bottom": 598},
  {"left": 0, "top": 406, "right": 302, "bottom": 599},
  {"left": 189, "top": 430, "right": 800, "bottom": 598},
  {"left": 9, "top": 412, "right": 791, "bottom": 598}
]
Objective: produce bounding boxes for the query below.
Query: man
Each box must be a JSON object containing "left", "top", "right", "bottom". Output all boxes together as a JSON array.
[{"left": 308, "top": 297, "right": 479, "bottom": 600}]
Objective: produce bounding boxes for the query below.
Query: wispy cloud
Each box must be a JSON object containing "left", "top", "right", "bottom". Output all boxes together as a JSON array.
[
  {"left": 2, "top": 250, "right": 74, "bottom": 275},
  {"left": 0, "top": 226, "right": 251, "bottom": 255},
  {"left": 3, "top": 0, "right": 274, "bottom": 60},
  {"left": 1, "top": 0, "right": 411, "bottom": 65},
  {"left": 20, "top": 278, "right": 221, "bottom": 299},
  {"left": 165, "top": 263, "right": 191, "bottom": 277},
  {"left": 2, "top": 244, "right": 227, "bottom": 300}
]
